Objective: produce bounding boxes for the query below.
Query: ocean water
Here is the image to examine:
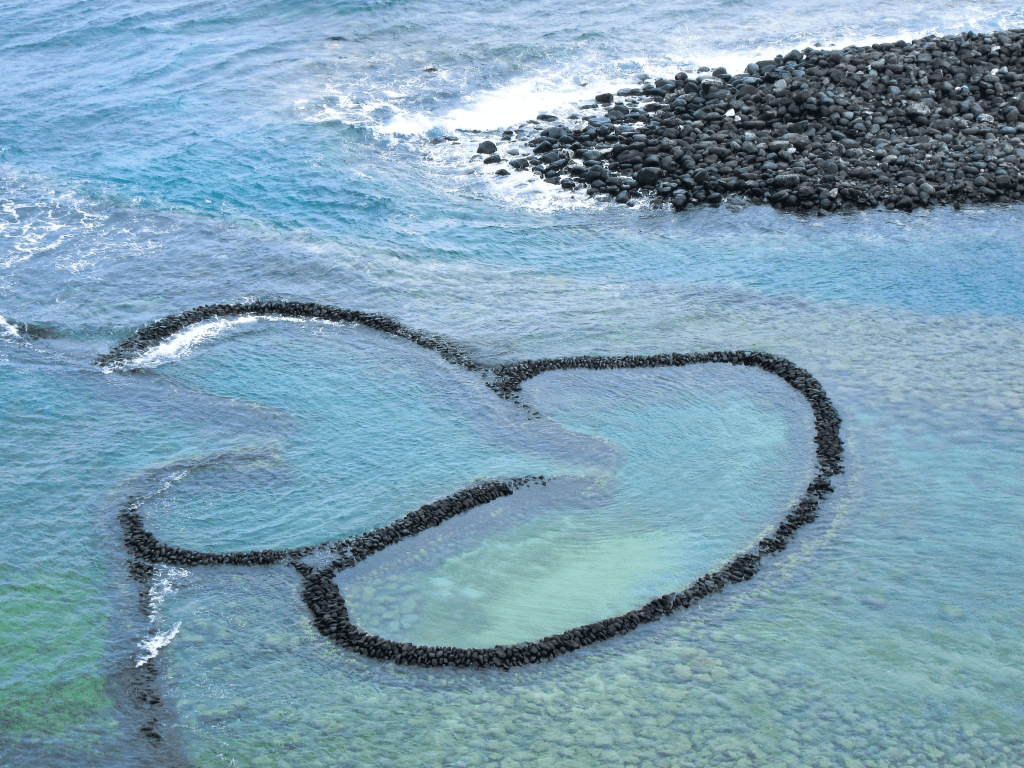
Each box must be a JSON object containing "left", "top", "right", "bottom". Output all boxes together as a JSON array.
[{"left": 2, "top": 0, "right": 1023, "bottom": 766}]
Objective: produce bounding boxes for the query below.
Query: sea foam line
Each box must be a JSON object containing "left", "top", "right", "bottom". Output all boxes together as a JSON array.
[
  {"left": 305, "top": 14, "right": 1024, "bottom": 141},
  {"left": 0, "top": 314, "right": 19, "bottom": 337},
  {"left": 147, "top": 565, "right": 191, "bottom": 618},
  {"left": 136, "top": 622, "right": 182, "bottom": 667},
  {"left": 128, "top": 314, "right": 316, "bottom": 369}
]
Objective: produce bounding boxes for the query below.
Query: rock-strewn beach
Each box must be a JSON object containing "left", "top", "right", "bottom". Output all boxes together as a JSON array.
[{"left": 491, "top": 30, "right": 1024, "bottom": 212}]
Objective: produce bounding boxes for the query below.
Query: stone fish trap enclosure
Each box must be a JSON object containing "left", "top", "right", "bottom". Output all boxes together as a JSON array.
[
  {"left": 106, "top": 300, "right": 843, "bottom": 669},
  {"left": 486, "top": 30, "right": 1024, "bottom": 213}
]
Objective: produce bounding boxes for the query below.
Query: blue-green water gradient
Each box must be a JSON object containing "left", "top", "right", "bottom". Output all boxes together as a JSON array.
[{"left": 2, "top": 0, "right": 1023, "bottom": 765}]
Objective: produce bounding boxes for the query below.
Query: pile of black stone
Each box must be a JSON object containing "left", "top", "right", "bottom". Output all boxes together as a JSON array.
[
  {"left": 487, "top": 29, "right": 1024, "bottom": 212},
  {"left": 105, "top": 302, "right": 844, "bottom": 669}
]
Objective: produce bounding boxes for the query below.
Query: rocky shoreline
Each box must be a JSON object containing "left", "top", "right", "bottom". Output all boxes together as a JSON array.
[
  {"left": 485, "top": 29, "right": 1024, "bottom": 213},
  {"left": 107, "top": 301, "right": 843, "bottom": 669}
]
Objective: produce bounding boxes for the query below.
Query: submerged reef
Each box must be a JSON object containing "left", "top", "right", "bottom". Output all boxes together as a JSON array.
[
  {"left": 107, "top": 301, "right": 843, "bottom": 669},
  {"left": 489, "top": 29, "right": 1024, "bottom": 213}
]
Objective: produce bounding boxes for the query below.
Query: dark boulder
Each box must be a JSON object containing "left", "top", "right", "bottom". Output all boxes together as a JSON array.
[
  {"left": 635, "top": 167, "right": 663, "bottom": 187},
  {"left": 772, "top": 173, "right": 801, "bottom": 189}
]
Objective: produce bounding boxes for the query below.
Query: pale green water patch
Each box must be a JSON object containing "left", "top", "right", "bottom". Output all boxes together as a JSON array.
[
  {"left": 0, "top": 355, "right": 218, "bottom": 757},
  {"left": 337, "top": 478, "right": 676, "bottom": 647},
  {"left": 340, "top": 364, "right": 817, "bottom": 646}
]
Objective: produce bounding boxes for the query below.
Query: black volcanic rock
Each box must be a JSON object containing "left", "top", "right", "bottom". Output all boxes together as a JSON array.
[{"left": 499, "top": 29, "right": 1024, "bottom": 214}]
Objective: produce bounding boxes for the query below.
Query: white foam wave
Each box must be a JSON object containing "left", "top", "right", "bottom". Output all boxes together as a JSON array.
[
  {"left": 307, "top": 16, "right": 1024, "bottom": 140},
  {"left": 136, "top": 621, "right": 182, "bottom": 667},
  {"left": 307, "top": 61, "right": 632, "bottom": 140},
  {"left": 136, "top": 563, "right": 190, "bottom": 666},
  {"left": 0, "top": 188, "right": 108, "bottom": 270},
  {"left": 124, "top": 313, "right": 331, "bottom": 369},
  {"left": 0, "top": 174, "right": 167, "bottom": 281},
  {"left": 147, "top": 565, "right": 191, "bottom": 616},
  {"left": 0, "top": 314, "right": 19, "bottom": 337},
  {"left": 300, "top": 7, "right": 1024, "bottom": 217},
  {"left": 132, "top": 315, "right": 259, "bottom": 368},
  {"left": 154, "top": 469, "right": 189, "bottom": 499},
  {"left": 312, "top": 68, "right": 628, "bottom": 137}
]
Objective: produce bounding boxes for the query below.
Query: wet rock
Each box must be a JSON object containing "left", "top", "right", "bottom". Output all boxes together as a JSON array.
[
  {"left": 906, "top": 102, "right": 932, "bottom": 119},
  {"left": 476, "top": 140, "right": 497, "bottom": 154},
  {"left": 773, "top": 174, "right": 801, "bottom": 189},
  {"left": 504, "top": 29, "right": 1024, "bottom": 215},
  {"left": 635, "top": 167, "right": 663, "bottom": 187}
]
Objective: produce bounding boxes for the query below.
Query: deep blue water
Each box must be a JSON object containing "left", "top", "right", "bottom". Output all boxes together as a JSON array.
[{"left": 2, "top": 1, "right": 1024, "bottom": 766}]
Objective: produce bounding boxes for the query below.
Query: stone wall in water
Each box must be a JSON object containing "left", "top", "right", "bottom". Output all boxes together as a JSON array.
[{"left": 108, "top": 301, "right": 843, "bottom": 669}]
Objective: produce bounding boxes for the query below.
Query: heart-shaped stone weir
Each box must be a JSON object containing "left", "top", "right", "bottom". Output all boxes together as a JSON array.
[{"left": 109, "top": 300, "right": 843, "bottom": 670}]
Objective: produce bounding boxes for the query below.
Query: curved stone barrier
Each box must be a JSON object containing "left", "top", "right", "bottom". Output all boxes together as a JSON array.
[
  {"left": 118, "top": 477, "right": 534, "bottom": 570},
  {"left": 97, "top": 300, "right": 479, "bottom": 371},
  {"left": 107, "top": 302, "right": 843, "bottom": 669}
]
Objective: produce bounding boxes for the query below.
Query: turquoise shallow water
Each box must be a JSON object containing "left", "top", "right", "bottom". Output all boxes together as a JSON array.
[
  {"left": 338, "top": 364, "right": 814, "bottom": 648},
  {"left": 2, "top": 0, "right": 1024, "bottom": 766}
]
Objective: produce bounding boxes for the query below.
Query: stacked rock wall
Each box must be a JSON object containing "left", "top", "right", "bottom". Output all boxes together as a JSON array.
[{"left": 106, "top": 302, "right": 843, "bottom": 668}]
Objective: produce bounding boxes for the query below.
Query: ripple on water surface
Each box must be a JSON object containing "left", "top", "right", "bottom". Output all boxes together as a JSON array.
[
  {"left": 137, "top": 318, "right": 554, "bottom": 553},
  {"left": 339, "top": 364, "right": 816, "bottom": 647}
]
